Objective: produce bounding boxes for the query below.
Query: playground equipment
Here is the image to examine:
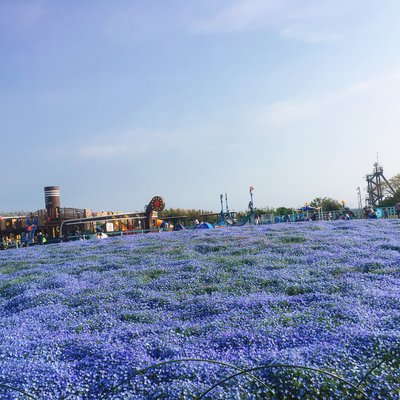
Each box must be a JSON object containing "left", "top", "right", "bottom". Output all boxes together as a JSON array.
[
  {"left": 60, "top": 195, "right": 166, "bottom": 239},
  {"left": 155, "top": 219, "right": 173, "bottom": 230},
  {"left": 216, "top": 187, "right": 256, "bottom": 227},
  {"left": 0, "top": 186, "right": 169, "bottom": 246},
  {"left": 20, "top": 216, "right": 38, "bottom": 245},
  {"left": 366, "top": 162, "right": 395, "bottom": 207}
]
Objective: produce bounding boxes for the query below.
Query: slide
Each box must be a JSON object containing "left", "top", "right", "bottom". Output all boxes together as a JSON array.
[
  {"left": 21, "top": 217, "right": 38, "bottom": 245},
  {"left": 224, "top": 216, "right": 249, "bottom": 226}
]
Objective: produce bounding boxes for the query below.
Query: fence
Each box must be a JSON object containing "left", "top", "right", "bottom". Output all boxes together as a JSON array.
[{"left": 269, "top": 206, "right": 398, "bottom": 223}]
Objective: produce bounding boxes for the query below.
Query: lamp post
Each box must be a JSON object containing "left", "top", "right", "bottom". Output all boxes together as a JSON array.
[
  {"left": 225, "top": 193, "right": 229, "bottom": 215},
  {"left": 249, "top": 186, "right": 254, "bottom": 211},
  {"left": 249, "top": 186, "right": 254, "bottom": 223},
  {"left": 356, "top": 187, "right": 362, "bottom": 218}
]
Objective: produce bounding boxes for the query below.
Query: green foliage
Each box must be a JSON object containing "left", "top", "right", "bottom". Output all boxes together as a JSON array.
[
  {"left": 275, "top": 207, "right": 294, "bottom": 216},
  {"left": 310, "top": 197, "right": 342, "bottom": 211},
  {"left": 379, "top": 192, "right": 400, "bottom": 207},
  {"left": 253, "top": 207, "right": 275, "bottom": 217},
  {"left": 380, "top": 173, "right": 400, "bottom": 206},
  {"left": 384, "top": 173, "right": 400, "bottom": 193},
  {"left": 160, "top": 208, "right": 217, "bottom": 224},
  {"left": 279, "top": 236, "right": 307, "bottom": 244}
]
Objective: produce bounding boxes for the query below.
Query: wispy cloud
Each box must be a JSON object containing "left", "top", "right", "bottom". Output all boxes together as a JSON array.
[
  {"left": 280, "top": 25, "right": 342, "bottom": 43},
  {"left": 257, "top": 72, "right": 400, "bottom": 134},
  {"left": 73, "top": 124, "right": 232, "bottom": 161},
  {"left": 190, "top": 0, "right": 278, "bottom": 34},
  {"left": 78, "top": 144, "right": 129, "bottom": 158},
  {"left": 259, "top": 99, "right": 320, "bottom": 127},
  {"left": 188, "top": 0, "right": 355, "bottom": 43}
]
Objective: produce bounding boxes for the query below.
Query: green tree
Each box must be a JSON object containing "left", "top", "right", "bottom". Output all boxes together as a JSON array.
[
  {"left": 386, "top": 173, "right": 400, "bottom": 192},
  {"left": 380, "top": 173, "right": 400, "bottom": 206},
  {"left": 309, "top": 197, "right": 341, "bottom": 211},
  {"left": 275, "top": 207, "right": 294, "bottom": 216},
  {"left": 160, "top": 208, "right": 217, "bottom": 225},
  {"left": 254, "top": 207, "right": 275, "bottom": 217}
]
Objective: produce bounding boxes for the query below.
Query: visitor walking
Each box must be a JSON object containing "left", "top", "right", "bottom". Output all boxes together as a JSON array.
[
  {"left": 383, "top": 209, "right": 389, "bottom": 219},
  {"left": 395, "top": 203, "right": 400, "bottom": 219}
]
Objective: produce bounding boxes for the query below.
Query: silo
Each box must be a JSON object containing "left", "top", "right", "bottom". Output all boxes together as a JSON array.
[{"left": 44, "top": 186, "right": 61, "bottom": 219}]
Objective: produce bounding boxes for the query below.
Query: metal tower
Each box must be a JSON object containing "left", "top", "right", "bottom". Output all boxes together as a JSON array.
[{"left": 365, "top": 162, "right": 395, "bottom": 207}]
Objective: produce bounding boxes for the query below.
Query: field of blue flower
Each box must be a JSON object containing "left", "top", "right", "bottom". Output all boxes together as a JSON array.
[{"left": 0, "top": 220, "right": 399, "bottom": 399}]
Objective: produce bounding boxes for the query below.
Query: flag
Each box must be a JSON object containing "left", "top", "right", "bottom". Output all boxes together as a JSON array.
[{"left": 249, "top": 186, "right": 254, "bottom": 194}]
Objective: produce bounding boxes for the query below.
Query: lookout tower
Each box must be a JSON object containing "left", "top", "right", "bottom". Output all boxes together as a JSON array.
[{"left": 365, "top": 163, "right": 395, "bottom": 207}]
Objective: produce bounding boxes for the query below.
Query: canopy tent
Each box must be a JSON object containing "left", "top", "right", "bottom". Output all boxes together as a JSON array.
[
  {"left": 172, "top": 223, "right": 185, "bottom": 231},
  {"left": 299, "top": 206, "right": 316, "bottom": 211},
  {"left": 197, "top": 222, "right": 214, "bottom": 229},
  {"left": 298, "top": 205, "right": 321, "bottom": 221}
]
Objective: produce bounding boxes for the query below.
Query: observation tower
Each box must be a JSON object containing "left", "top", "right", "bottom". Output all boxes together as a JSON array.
[{"left": 365, "top": 162, "right": 395, "bottom": 207}]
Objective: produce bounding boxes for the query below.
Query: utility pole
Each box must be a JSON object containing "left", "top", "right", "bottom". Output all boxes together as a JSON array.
[{"left": 356, "top": 187, "right": 362, "bottom": 217}]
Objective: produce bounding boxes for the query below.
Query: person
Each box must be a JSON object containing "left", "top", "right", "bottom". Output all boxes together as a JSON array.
[
  {"left": 1, "top": 236, "right": 6, "bottom": 250},
  {"left": 311, "top": 212, "right": 317, "bottom": 221},
  {"left": 383, "top": 209, "right": 389, "bottom": 219},
  {"left": 328, "top": 212, "right": 333, "bottom": 221},
  {"left": 395, "top": 203, "right": 400, "bottom": 219},
  {"left": 38, "top": 231, "right": 44, "bottom": 245},
  {"left": 368, "top": 209, "right": 377, "bottom": 219}
]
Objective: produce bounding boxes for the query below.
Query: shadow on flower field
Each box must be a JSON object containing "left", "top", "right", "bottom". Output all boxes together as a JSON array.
[{"left": 0, "top": 220, "right": 399, "bottom": 399}]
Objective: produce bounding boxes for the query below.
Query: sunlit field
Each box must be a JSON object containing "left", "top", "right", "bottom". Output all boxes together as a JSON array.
[{"left": 0, "top": 220, "right": 399, "bottom": 399}]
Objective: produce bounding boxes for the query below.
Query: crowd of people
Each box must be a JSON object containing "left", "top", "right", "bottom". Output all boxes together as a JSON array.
[{"left": 0, "top": 230, "right": 49, "bottom": 250}]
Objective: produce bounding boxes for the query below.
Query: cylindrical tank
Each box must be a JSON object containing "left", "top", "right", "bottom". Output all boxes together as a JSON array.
[{"left": 44, "top": 186, "right": 61, "bottom": 219}]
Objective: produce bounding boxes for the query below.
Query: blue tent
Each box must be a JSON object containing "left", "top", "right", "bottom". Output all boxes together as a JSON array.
[
  {"left": 197, "top": 222, "right": 214, "bottom": 229},
  {"left": 299, "top": 206, "right": 316, "bottom": 211},
  {"left": 173, "top": 223, "right": 185, "bottom": 231}
]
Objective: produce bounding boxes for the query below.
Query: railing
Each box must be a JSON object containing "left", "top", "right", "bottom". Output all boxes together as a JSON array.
[
  {"left": 270, "top": 206, "right": 398, "bottom": 223},
  {"left": 0, "top": 241, "right": 20, "bottom": 250},
  {"left": 64, "top": 228, "right": 170, "bottom": 241},
  {"left": 0, "top": 228, "right": 168, "bottom": 249}
]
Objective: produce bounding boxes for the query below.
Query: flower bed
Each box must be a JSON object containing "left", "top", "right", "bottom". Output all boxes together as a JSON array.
[{"left": 0, "top": 220, "right": 399, "bottom": 399}]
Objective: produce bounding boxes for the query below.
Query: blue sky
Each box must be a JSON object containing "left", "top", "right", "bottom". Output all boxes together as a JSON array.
[{"left": 1, "top": 0, "right": 400, "bottom": 213}]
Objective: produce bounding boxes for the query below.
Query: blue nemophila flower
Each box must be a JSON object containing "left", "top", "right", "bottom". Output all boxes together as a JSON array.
[{"left": 0, "top": 220, "right": 398, "bottom": 398}]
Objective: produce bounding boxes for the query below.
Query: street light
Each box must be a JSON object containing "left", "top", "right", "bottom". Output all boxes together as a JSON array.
[{"left": 356, "top": 187, "right": 362, "bottom": 218}]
